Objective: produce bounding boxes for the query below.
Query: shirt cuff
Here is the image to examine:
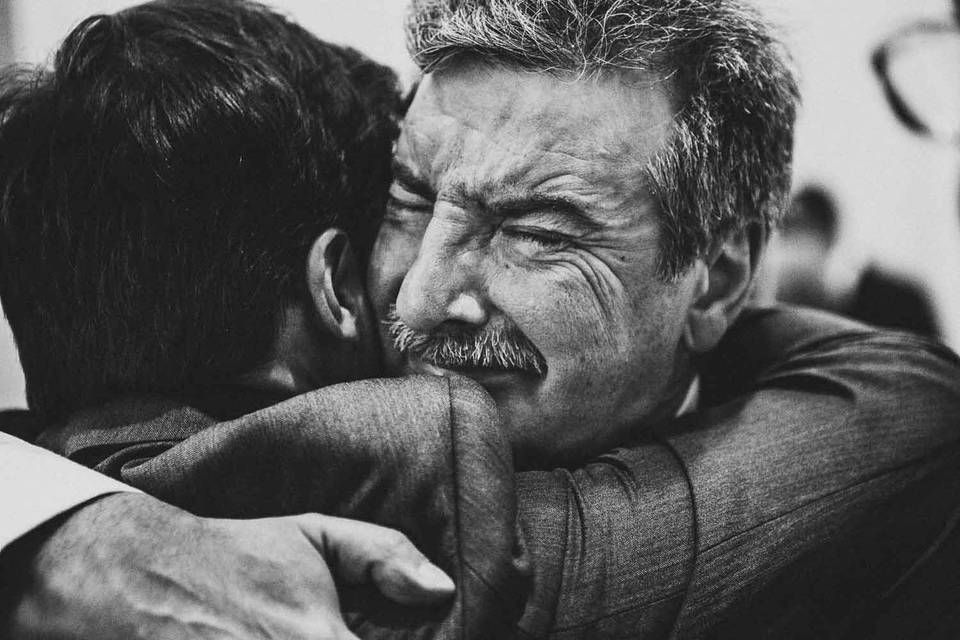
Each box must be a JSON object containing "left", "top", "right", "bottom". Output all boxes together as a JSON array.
[{"left": 0, "top": 433, "right": 140, "bottom": 552}]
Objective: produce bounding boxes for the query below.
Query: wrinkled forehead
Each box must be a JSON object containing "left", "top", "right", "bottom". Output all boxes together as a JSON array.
[{"left": 399, "top": 60, "right": 676, "bottom": 190}]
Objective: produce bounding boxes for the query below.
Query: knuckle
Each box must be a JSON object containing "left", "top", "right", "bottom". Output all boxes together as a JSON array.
[
  {"left": 379, "top": 529, "right": 413, "bottom": 554},
  {"left": 297, "top": 512, "right": 326, "bottom": 528}
]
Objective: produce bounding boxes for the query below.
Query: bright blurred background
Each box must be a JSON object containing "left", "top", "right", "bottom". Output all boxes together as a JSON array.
[{"left": 0, "top": 0, "right": 958, "bottom": 408}]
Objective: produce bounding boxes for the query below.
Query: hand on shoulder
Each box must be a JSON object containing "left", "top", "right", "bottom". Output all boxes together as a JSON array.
[{"left": 3, "top": 493, "right": 452, "bottom": 639}]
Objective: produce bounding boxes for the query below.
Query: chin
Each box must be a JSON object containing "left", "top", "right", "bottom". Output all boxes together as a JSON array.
[{"left": 499, "top": 406, "right": 588, "bottom": 470}]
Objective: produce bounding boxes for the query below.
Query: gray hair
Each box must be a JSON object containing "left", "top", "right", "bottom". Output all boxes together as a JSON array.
[{"left": 406, "top": 0, "right": 799, "bottom": 278}]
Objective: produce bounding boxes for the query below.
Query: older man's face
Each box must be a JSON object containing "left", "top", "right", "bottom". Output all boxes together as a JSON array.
[{"left": 368, "top": 62, "right": 702, "bottom": 465}]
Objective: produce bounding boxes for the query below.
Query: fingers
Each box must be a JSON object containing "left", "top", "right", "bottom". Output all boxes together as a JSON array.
[
  {"left": 291, "top": 548, "right": 360, "bottom": 640},
  {"left": 369, "top": 547, "right": 456, "bottom": 606},
  {"left": 292, "top": 514, "right": 455, "bottom": 606}
]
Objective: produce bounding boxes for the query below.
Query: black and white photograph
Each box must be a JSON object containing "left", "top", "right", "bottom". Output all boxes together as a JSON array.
[{"left": 1, "top": 0, "right": 958, "bottom": 637}]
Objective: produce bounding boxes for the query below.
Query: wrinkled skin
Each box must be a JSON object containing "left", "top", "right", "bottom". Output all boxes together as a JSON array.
[{"left": 369, "top": 62, "right": 702, "bottom": 467}]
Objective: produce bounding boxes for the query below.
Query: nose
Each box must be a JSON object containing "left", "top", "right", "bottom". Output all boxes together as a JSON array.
[{"left": 395, "top": 216, "right": 489, "bottom": 332}]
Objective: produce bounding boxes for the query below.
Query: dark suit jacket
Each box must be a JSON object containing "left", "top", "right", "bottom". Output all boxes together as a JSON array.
[{"left": 36, "top": 307, "right": 960, "bottom": 638}]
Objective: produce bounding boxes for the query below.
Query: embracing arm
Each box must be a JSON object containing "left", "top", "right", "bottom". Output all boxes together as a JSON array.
[
  {"left": 24, "top": 308, "right": 959, "bottom": 638},
  {"left": 39, "top": 376, "right": 528, "bottom": 638},
  {"left": 0, "top": 435, "right": 453, "bottom": 640},
  {"left": 669, "top": 307, "right": 960, "bottom": 637},
  {"left": 0, "top": 432, "right": 137, "bottom": 552},
  {"left": 511, "top": 307, "right": 960, "bottom": 638}
]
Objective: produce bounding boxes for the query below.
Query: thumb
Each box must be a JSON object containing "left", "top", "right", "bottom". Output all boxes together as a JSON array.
[{"left": 293, "top": 514, "right": 455, "bottom": 606}]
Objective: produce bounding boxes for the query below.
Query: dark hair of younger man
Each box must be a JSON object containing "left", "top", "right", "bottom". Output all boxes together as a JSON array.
[{"left": 0, "top": 0, "right": 402, "bottom": 421}]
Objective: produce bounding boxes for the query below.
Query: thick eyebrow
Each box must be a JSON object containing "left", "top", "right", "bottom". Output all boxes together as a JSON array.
[
  {"left": 390, "top": 160, "right": 435, "bottom": 200},
  {"left": 490, "top": 194, "right": 603, "bottom": 233}
]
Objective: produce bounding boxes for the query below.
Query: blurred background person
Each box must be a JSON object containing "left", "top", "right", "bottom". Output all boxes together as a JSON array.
[
  {"left": 767, "top": 0, "right": 960, "bottom": 340},
  {"left": 773, "top": 183, "right": 941, "bottom": 338},
  {"left": 772, "top": 185, "right": 846, "bottom": 310}
]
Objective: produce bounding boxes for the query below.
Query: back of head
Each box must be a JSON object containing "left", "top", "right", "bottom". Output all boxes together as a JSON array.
[
  {"left": 406, "top": 0, "right": 799, "bottom": 278},
  {"left": 0, "top": 0, "right": 401, "bottom": 420}
]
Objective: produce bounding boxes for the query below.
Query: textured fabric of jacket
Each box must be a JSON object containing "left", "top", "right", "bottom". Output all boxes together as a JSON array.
[
  {"left": 39, "top": 375, "right": 526, "bottom": 639},
  {"left": 37, "top": 307, "right": 960, "bottom": 638}
]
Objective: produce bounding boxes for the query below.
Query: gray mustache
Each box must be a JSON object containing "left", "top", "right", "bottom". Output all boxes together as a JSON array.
[{"left": 385, "top": 305, "right": 547, "bottom": 376}]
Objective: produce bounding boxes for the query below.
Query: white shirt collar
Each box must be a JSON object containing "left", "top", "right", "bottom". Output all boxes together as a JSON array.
[{"left": 675, "top": 375, "right": 700, "bottom": 417}]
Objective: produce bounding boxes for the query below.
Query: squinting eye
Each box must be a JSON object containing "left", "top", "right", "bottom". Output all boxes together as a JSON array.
[
  {"left": 387, "top": 194, "right": 429, "bottom": 211},
  {"left": 387, "top": 183, "right": 431, "bottom": 210},
  {"left": 385, "top": 187, "right": 432, "bottom": 227},
  {"left": 388, "top": 193, "right": 431, "bottom": 210},
  {"left": 501, "top": 226, "right": 571, "bottom": 250}
]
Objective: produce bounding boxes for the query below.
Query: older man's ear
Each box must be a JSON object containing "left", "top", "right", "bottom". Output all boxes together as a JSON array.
[{"left": 683, "top": 224, "right": 759, "bottom": 353}]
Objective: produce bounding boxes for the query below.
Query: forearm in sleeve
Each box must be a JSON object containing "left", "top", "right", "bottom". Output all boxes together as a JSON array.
[
  {"left": 0, "top": 433, "right": 138, "bottom": 552},
  {"left": 514, "top": 442, "right": 696, "bottom": 639}
]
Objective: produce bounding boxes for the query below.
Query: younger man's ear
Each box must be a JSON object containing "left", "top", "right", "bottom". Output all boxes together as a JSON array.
[
  {"left": 683, "top": 224, "right": 761, "bottom": 353},
  {"left": 307, "top": 228, "right": 367, "bottom": 341}
]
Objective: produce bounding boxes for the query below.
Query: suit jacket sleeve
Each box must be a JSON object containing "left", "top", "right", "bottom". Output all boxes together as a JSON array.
[
  {"left": 33, "top": 306, "right": 960, "bottom": 639},
  {"left": 40, "top": 376, "right": 531, "bottom": 639},
  {"left": 511, "top": 307, "right": 960, "bottom": 639},
  {"left": 156, "top": 377, "right": 532, "bottom": 640}
]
